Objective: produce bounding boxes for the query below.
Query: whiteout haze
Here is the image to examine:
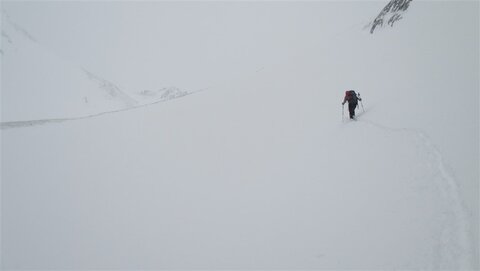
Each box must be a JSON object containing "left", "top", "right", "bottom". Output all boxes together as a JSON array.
[{"left": 1, "top": 1, "right": 478, "bottom": 269}]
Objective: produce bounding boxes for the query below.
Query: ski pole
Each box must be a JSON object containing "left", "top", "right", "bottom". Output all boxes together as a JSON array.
[
  {"left": 342, "top": 103, "right": 345, "bottom": 121},
  {"left": 358, "top": 93, "right": 365, "bottom": 113}
]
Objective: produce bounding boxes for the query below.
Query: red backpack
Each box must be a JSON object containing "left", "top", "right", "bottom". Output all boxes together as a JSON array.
[{"left": 345, "top": 90, "right": 358, "bottom": 103}]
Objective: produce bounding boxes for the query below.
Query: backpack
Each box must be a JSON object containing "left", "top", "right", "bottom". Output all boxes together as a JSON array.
[{"left": 345, "top": 90, "right": 358, "bottom": 104}]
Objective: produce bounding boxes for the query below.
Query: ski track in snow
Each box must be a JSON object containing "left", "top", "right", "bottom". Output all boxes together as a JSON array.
[
  {"left": 1, "top": 90, "right": 473, "bottom": 267},
  {"left": 358, "top": 117, "right": 473, "bottom": 269},
  {"left": 0, "top": 89, "right": 204, "bottom": 130}
]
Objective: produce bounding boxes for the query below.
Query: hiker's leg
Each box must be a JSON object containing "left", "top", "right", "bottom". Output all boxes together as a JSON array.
[{"left": 349, "top": 103, "right": 355, "bottom": 118}]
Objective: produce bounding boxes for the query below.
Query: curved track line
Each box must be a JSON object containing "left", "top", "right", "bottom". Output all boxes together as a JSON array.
[
  {"left": 0, "top": 89, "right": 205, "bottom": 130},
  {"left": 359, "top": 118, "right": 473, "bottom": 268}
]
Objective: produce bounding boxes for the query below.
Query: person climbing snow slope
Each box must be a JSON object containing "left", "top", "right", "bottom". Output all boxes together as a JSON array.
[{"left": 342, "top": 90, "right": 362, "bottom": 120}]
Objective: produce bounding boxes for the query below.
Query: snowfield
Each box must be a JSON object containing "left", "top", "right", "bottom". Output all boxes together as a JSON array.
[{"left": 1, "top": 1, "right": 478, "bottom": 269}]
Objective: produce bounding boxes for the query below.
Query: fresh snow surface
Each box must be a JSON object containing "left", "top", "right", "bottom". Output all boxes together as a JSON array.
[
  {"left": 1, "top": 1, "right": 478, "bottom": 269},
  {"left": 0, "top": 9, "right": 191, "bottom": 122}
]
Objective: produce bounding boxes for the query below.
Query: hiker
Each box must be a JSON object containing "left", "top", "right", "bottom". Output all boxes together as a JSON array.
[{"left": 342, "top": 90, "right": 362, "bottom": 119}]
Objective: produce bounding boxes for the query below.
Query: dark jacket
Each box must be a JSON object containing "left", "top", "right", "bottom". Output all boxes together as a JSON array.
[{"left": 342, "top": 91, "right": 361, "bottom": 105}]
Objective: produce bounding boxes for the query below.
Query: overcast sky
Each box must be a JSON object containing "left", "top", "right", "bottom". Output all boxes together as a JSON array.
[{"left": 2, "top": 1, "right": 384, "bottom": 91}]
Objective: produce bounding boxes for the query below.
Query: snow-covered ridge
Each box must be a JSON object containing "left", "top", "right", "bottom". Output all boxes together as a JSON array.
[
  {"left": 0, "top": 88, "right": 198, "bottom": 130},
  {"left": 137, "top": 87, "right": 189, "bottom": 101},
  {"left": 1, "top": 10, "right": 35, "bottom": 55},
  {"left": 369, "top": 0, "right": 413, "bottom": 34},
  {"left": 1, "top": 9, "right": 37, "bottom": 44},
  {"left": 82, "top": 68, "right": 138, "bottom": 107},
  {"left": 1, "top": 9, "right": 191, "bottom": 123}
]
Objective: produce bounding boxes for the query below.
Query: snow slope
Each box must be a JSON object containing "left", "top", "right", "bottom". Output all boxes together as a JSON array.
[
  {"left": 1, "top": 9, "right": 189, "bottom": 122},
  {"left": 1, "top": 1, "right": 478, "bottom": 269}
]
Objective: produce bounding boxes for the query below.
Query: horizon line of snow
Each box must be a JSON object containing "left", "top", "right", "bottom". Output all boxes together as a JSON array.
[{"left": 0, "top": 88, "right": 206, "bottom": 130}]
